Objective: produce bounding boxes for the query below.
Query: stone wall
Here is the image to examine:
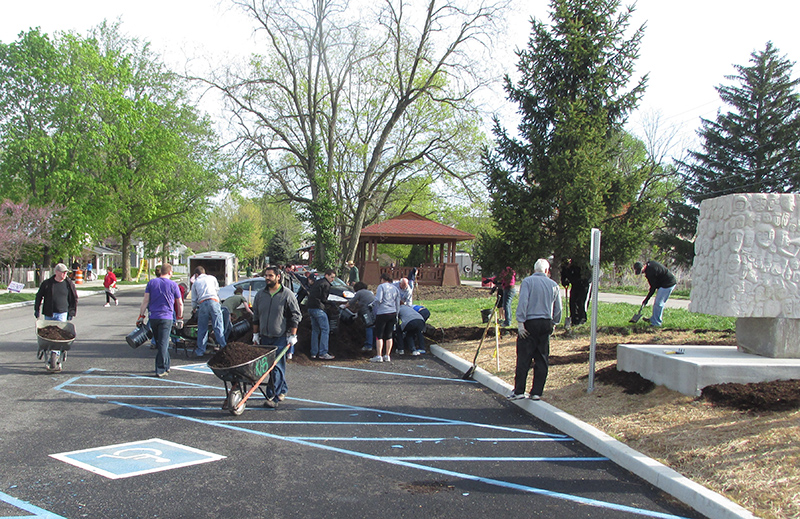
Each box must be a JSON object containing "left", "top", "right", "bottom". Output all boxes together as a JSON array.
[{"left": 689, "top": 193, "right": 800, "bottom": 319}]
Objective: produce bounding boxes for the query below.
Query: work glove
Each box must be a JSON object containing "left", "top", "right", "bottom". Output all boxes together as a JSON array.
[
  {"left": 253, "top": 335, "right": 260, "bottom": 345},
  {"left": 136, "top": 315, "right": 145, "bottom": 327},
  {"left": 287, "top": 334, "right": 298, "bottom": 346},
  {"left": 175, "top": 319, "right": 184, "bottom": 330},
  {"left": 34, "top": 310, "right": 40, "bottom": 319},
  {"left": 517, "top": 322, "right": 528, "bottom": 338}
]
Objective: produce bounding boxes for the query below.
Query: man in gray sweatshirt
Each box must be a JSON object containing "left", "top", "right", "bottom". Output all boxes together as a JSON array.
[{"left": 511, "top": 258, "right": 562, "bottom": 401}]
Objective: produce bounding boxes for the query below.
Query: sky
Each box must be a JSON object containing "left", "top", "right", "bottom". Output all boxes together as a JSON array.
[{"left": 2, "top": 0, "right": 800, "bottom": 157}]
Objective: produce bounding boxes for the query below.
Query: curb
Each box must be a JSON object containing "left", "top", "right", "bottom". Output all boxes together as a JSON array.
[
  {"left": 1, "top": 288, "right": 112, "bottom": 312},
  {"left": 430, "top": 343, "right": 757, "bottom": 519}
]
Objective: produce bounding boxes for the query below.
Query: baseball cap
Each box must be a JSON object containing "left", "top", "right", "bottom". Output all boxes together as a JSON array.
[{"left": 54, "top": 263, "right": 70, "bottom": 273}]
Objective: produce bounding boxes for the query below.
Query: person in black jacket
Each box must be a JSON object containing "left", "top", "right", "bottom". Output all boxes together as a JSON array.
[
  {"left": 634, "top": 261, "right": 677, "bottom": 326},
  {"left": 34, "top": 263, "right": 78, "bottom": 372},
  {"left": 561, "top": 258, "right": 590, "bottom": 325},
  {"left": 34, "top": 263, "right": 78, "bottom": 321},
  {"left": 307, "top": 269, "right": 336, "bottom": 360}
]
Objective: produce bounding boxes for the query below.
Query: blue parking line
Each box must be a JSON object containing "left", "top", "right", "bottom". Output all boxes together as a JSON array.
[
  {"left": 0, "top": 490, "right": 67, "bottom": 519},
  {"left": 55, "top": 374, "right": 692, "bottom": 519}
]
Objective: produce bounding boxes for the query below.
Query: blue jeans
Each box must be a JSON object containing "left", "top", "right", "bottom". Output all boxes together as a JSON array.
[
  {"left": 258, "top": 335, "right": 288, "bottom": 399},
  {"left": 150, "top": 318, "right": 172, "bottom": 375},
  {"left": 46, "top": 313, "right": 68, "bottom": 322},
  {"left": 501, "top": 287, "right": 515, "bottom": 326},
  {"left": 308, "top": 308, "right": 330, "bottom": 357},
  {"left": 364, "top": 326, "right": 374, "bottom": 350},
  {"left": 650, "top": 285, "right": 675, "bottom": 327},
  {"left": 196, "top": 299, "right": 226, "bottom": 355}
]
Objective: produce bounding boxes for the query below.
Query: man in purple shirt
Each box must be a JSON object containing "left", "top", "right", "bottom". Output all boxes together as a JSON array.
[{"left": 138, "top": 263, "right": 184, "bottom": 377}]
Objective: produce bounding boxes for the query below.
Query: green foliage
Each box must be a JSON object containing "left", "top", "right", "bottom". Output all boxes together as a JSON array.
[
  {"left": 485, "top": 0, "right": 671, "bottom": 278},
  {"left": 673, "top": 41, "right": 800, "bottom": 263},
  {"left": 266, "top": 230, "right": 293, "bottom": 265}
]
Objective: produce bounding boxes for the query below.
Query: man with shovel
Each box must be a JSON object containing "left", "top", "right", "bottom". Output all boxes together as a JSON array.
[
  {"left": 634, "top": 261, "right": 676, "bottom": 327},
  {"left": 510, "top": 259, "right": 562, "bottom": 401}
]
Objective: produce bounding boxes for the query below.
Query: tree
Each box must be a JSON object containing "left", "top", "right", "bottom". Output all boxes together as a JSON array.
[
  {"left": 678, "top": 42, "right": 800, "bottom": 246},
  {"left": 0, "top": 29, "right": 108, "bottom": 261},
  {"left": 266, "top": 230, "right": 294, "bottom": 266},
  {"left": 204, "top": 0, "right": 501, "bottom": 269},
  {"left": 484, "top": 0, "right": 666, "bottom": 279},
  {"left": 85, "top": 23, "right": 227, "bottom": 280},
  {"left": 0, "top": 200, "right": 58, "bottom": 284}
]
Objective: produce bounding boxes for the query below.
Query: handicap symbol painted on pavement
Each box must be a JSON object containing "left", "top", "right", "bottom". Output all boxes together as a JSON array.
[
  {"left": 97, "top": 447, "right": 170, "bottom": 463},
  {"left": 171, "top": 363, "right": 214, "bottom": 374},
  {"left": 50, "top": 438, "right": 225, "bottom": 479}
]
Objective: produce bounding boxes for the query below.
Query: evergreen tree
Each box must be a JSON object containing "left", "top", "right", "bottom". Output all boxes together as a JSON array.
[
  {"left": 485, "top": 0, "right": 659, "bottom": 276},
  {"left": 684, "top": 41, "right": 800, "bottom": 205}
]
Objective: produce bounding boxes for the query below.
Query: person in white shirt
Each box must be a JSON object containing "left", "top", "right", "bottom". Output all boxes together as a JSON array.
[{"left": 190, "top": 266, "right": 227, "bottom": 357}]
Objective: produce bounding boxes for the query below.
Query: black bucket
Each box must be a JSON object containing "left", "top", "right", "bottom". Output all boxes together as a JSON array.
[
  {"left": 480, "top": 308, "right": 492, "bottom": 323},
  {"left": 229, "top": 319, "right": 250, "bottom": 341},
  {"left": 126, "top": 324, "right": 153, "bottom": 349}
]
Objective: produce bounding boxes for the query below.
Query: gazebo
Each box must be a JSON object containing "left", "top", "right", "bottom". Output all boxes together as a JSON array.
[{"left": 355, "top": 212, "right": 475, "bottom": 286}]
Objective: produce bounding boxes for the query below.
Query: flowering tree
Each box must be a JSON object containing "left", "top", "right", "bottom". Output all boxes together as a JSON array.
[{"left": 0, "top": 200, "right": 58, "bottom": 285}]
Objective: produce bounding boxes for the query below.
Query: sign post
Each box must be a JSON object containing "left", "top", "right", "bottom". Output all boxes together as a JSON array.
[{"left": 587, "top": 228, "right": 601, "bottom": 393}]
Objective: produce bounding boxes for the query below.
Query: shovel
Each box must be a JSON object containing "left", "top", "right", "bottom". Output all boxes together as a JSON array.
[
  {"left": 629, "top": 303, "right": 645, "bottom": 323},
  {"left": 564, "top": 285, "right": 571, "bottom": 329},
  {"left": 463, "top": 305, "right": 498, "bottom": 380}
]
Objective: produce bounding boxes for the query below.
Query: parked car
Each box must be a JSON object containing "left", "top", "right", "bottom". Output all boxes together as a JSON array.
[{"left": 217, "top": 277, "right": 266, "bottom": 303}]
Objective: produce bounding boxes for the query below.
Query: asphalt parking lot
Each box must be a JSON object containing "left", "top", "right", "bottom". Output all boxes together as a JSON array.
[{"left": 0, "top": 287, "right": 705, "bottom": 518}]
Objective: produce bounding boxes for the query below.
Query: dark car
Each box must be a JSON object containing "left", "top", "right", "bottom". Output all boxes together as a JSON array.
[{"left": 286, "top": 270, "right": 354, "bottom": 305}]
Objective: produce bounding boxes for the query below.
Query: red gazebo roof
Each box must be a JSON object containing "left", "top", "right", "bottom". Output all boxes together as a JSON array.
[{"left": 359, "top": 212, "right": 474, "bottom": 244}]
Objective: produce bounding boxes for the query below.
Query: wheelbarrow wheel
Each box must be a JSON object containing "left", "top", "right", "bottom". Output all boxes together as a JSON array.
[{"left": 227, "top": 389, "right": 245, "bottom": 416}]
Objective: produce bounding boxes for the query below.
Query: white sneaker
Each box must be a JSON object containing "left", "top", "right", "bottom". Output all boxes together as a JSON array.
[
  {"left": 383, "top": 355, "right": 391, "bottom": 362},
  {"left": 287, "top": 353, "right": 293, "bottom": 360},
  {"left": 369, "top": 355, "right": 383, "bottom": 362},
  {"left": 104, "top": 303, "right": 110, "bottom": 307},
  {"left": 507, "top": 393, "right": 527, "bottom": 401},
  {"left": 396, "top": 349, "right": 404, "bottom": 355},
  {"left": 529, "top": 394, "right": 541, "bottom": 401},
  {"left": 411, "top": 350, "right": 422, "bottom": 356},
  {"left": 115, "top": 300, "right": 118, "bottom": 306}
]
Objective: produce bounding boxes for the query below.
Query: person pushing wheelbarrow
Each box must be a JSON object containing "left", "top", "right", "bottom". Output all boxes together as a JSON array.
[{"left": 33, "top": 263, "right": 78, "bottom": 372}]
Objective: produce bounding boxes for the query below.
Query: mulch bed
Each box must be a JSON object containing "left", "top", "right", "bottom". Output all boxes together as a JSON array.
[
  {"left": 701, "top": 380, "right": 800, "bottom": 411},
  {"left": 37, "top": 326, "right": 75, "bottom": 341}
]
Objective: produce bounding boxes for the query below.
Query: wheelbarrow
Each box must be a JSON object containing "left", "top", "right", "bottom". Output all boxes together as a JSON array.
[
  {"left": 36, "top": 319, "right": 76, "bottom": 372},
  {"left": 208, "top": 345, "right": 286, "bottom": 416}
]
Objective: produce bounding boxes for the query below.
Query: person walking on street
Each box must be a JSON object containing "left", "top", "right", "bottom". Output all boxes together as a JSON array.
[
  {"left": 34, "top": 263, "right": 78, "bottom": 371},
  {"left": 511, "top": 259, "right": 562, "bottom": 401},
  {"left": 371, "top": 273, "right": 400, "bottom": 362},
  {"left": 307, "top": 269, "right": 336, "bottom": 360},
  {"left": 634, "top": 261, "right": 677, "bottom": 327},
  {"left": 251, "top": 266, "right": 302, "bottom": 407},
  {"left": 103, "top": 269, "right": 118, "bottom": 307},
  {"left": 190, "top": 266, "right": 227, "bottom": 357},
  {"left": 137, "top": 263, "right": 183, "bottom": 377}
]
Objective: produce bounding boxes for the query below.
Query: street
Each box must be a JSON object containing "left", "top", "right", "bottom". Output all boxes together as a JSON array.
[{"left": 0, "top": 287, "right": 703, "bottom": 519}]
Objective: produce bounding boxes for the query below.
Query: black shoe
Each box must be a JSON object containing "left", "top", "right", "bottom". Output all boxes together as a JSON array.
[{"left": 263, "top": 398, "right": 278, "bottom": 409}]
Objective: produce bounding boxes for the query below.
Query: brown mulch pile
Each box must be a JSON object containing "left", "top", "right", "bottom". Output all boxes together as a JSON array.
[
  {"left": 37, "top": 326, "right": 75, "bottom": 341},
  {"left": 702, "top": 380, "right": 800, "bottom": 411},
  {"left": 208, "top": 341, "right": 273, "bottom": 368}
]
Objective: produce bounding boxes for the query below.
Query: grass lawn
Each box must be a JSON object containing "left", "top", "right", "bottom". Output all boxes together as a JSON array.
[{"left": 418, "top": 296, "right": 733, "bottom": 330}]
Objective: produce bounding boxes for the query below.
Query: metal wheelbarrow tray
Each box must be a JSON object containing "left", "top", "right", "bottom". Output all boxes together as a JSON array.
[
  {"left": 36, "top": 320, "right": 76, "bottom": 352},
  {"left": 208, "top": 345, "right": 278, "bottom": 416}
]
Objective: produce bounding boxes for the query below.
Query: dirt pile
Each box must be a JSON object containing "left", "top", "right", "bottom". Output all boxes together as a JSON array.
[
  {"left": 38, "top": 326, "right": 75, "bottom": 341},
  {"left": 208, "top": 341, "right": 274, "bottom": 368}
]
